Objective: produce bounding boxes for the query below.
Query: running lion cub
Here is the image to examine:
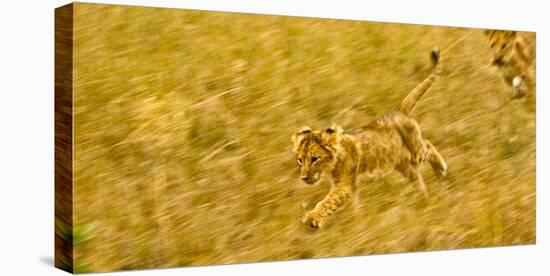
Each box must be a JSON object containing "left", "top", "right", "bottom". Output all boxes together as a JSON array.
[
  {"left": 292, "top": 48, "right": 447, "bottom": 228},
  {"left": 483, "top": 30, "right": 535, "bottom": 99}
]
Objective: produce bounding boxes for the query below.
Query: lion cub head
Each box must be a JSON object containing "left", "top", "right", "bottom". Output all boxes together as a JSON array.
[
  {"left": 484, "top": 30, "right": 517, "bottom": 66},
  {"left": 291, "top": 124, "right": 343, "bottom": 185}
]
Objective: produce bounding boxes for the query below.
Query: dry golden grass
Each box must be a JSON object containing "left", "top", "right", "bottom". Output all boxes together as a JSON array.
[{"left": 70, "top": 3, "right": 535, "bottom": 272}]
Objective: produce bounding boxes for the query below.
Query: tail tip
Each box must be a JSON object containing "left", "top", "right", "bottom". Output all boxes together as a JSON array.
[{"left": 431, "top": 47, "right": 440, "bottom": 64}]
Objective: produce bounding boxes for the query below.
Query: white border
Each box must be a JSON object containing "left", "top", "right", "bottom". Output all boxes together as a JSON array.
[{"left": 0, "top": 0, "right": 547, "bottom": 275}]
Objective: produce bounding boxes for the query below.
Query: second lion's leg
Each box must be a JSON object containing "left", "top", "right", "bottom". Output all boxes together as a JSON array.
[{"left": 512, "top": 75, "right": 527, "bottom": 99}]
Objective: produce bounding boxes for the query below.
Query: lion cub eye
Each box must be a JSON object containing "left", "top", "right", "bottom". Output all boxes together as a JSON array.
[
  {"left": 297, "top": 158, "right": 303, "bottom": 165},
  {"left": 502, "top": 43, "right": 508, "bottom": 49},
  {"left": 311, "top": 156, "right": 320, "bottom": 163}
]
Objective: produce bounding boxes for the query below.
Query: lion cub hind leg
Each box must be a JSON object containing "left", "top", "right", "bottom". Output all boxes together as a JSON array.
[
  {"left": 394, "top": 114, "right": 427, "bottom": 165},
  {"left": 424, "top": 140, "right": 447, "bottom": 178},
  {"left": 396, "top": 162, "right": 428, "bottom": 198}
]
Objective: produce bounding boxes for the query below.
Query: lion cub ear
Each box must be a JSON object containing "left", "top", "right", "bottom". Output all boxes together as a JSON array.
[
  {"left": 483, "top": 29, "right": 494, "bottom": 37},
  {"left": 292, "top": 126, "right": 312, "bottom": 152},
  {"left": 321, "top": 124, "right": 343, "bottom": 151}
]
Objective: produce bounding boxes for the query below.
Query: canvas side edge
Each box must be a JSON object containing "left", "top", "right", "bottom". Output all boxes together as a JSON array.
[{"left": 54, "top": 3, "right": 74, "bottom": 274}]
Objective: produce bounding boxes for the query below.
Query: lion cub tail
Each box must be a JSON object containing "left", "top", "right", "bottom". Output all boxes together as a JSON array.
[{"left": 397, "top": 47, "right": 442, "bottom": 115}]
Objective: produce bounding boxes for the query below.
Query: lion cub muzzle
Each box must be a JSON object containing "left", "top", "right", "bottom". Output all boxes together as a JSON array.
[{"left": 300, "top": 172, "right": 321, "bottom": 185}]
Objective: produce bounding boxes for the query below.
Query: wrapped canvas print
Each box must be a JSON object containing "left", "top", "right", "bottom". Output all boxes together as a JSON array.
[{"left": 55, "top": 2, "right": 536, "bottom": 273}]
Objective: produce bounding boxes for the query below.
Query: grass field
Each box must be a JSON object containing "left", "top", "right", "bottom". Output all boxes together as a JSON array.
[{"left": 70, "top": 3, "right": 535, "bottom": 272}]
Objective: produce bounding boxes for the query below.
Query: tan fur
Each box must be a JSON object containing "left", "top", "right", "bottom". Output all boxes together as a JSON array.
[
  {"left": 292, "top": 49, "right": 446, "bottom": 228},
  {"left": 484, "top": 30, "right": 536, "bottom": 99}
]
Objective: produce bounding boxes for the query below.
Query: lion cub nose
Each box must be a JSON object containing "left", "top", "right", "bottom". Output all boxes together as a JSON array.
[{"left": 301, "top": 175, "right": 309, "bottom": 181}]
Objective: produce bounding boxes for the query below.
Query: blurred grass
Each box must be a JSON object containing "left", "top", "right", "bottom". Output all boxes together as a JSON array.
[{"left": 71, "top": 4, "right": 535, "bottom": 272}]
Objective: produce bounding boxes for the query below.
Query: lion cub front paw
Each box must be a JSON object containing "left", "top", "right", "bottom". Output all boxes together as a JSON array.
[{"left": 302, "top": 211, "right": 324, "bottom": 229}]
